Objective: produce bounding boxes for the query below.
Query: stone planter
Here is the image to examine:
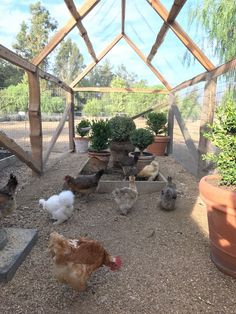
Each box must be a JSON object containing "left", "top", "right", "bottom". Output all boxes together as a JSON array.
[
  {"left": 74, "top": 137, "right": 89, "bottom": 153},
  {"left": 109, "top": 141, "right": 135, "bottom": 168},
  {"left": 199, "top": 175, "right": 236, "bottom": 278},
  {"left": 147, "top": 135, "right": 170, "bottom": 156}
]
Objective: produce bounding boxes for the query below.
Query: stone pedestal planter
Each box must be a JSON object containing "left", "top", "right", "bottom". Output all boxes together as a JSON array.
[{"left": 74, "top": 137, "right": 89, "bottom": 153}]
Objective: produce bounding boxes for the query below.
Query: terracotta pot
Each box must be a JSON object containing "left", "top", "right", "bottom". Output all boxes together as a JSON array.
[
  {"left": 74, "top": 137, "right": 89, "bottom": 153},
  {"left": 147, "top": 135, "right": 170, "bottom": 156},
  {"left": 110, "top": 141, "right": 135, "bottom": 168},
  {"left": 199, "top": 175, "right": 236, "bottom": 278},
  {"left": 87, "top": 150, "right": 111, "bottom": 172},
  {"left": 129, "top": 151, "right": 155, "bottom": 173}
]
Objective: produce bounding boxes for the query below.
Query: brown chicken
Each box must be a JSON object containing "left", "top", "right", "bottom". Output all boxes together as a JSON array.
[
  {"left": 64, "top": 169, "right": 104, "bottom": 198},
  {"left": 48, "top": 232, "right": 122, "bottom": 291},
  {"left": 0, "top": 173, "right": 18, "bottom": 218}
]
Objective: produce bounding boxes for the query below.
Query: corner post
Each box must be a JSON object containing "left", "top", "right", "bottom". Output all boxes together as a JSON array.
[
  {"left": 67, "top": 90, "right": 75, "bottom": 151},
  {"left": 167, "top": 92, "right": 175, "bottom": 155}
]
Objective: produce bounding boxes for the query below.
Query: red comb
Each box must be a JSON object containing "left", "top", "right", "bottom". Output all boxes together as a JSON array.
[{"left": 115, "top": 256, "right": 122, "bottom": 268}]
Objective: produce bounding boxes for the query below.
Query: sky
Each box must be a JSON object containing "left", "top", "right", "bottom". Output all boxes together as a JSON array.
[{"left": 0, "top": 0, "right": 219, "bottom": 88}]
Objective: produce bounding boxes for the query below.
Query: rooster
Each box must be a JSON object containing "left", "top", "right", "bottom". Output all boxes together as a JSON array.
[
  {"left": 160, "top": 176, "right": 177, "bottom": 211},
  {"left": 48, "top": 232, "right": 122, "bottom": 291},
  {"left": 0, "top": 173, "right": 18, "bottom": 218},
  {"left": 112, "top": 175, "right": 138, "bottom": 215},
  {"left": 64, "top": 169, "right": 104, "bottom": 199}
]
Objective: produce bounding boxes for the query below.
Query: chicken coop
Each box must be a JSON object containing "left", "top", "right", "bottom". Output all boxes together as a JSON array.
[{"left": 0, "top": 0, "right": 235, "bottom": 176}]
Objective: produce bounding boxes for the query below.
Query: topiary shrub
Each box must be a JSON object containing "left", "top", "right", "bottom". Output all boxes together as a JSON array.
[
  {"left": 146, "top": 112, "right": 167, "bottom": 135},
  {"left": 108, "top": 115, "right": 136, "bottom": 142},
  {"left": 90, "top": 119, "right": 111, "bottom": 152},
  {"left": 129, "top": 128, "right": 154, "bottom": 153},
  {"left": 203, "top": 99, "right": 236, "bottom": 186},
  {"left": 75, "top": 119, "right": 91, "bottom": 137}
]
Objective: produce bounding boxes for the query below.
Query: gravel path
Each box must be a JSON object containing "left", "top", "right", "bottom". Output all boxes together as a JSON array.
[{"left": 0, "top": 153, "right": 235, "bottom": 314}]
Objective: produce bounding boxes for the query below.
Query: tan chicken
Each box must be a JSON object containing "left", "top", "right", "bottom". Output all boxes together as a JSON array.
[
  {"left": 112, "top": 175, "right": 138, "bottom": 215},
  {"left": 0, "top": 173, "right": 18, "bottom": 218},
  {"left": 48, "top": 232, "right": 122, "bottom": 291},
  {"left": 137, "top": 159, "right": 159, "bottom": 181},
  {"left": 64, "top": 169, "right": 104, "bottom": 199}
]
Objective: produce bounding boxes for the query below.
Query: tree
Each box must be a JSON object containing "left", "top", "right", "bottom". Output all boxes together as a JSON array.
[
  {"left": 84, "top": 60, "right": 114, "bottom": 87},
  {"left": 0, "top": 60, "right": 23, "bottom": 88},
  {"left": 13, "top": 2, "right": 57, "bottom": 70},
  {"left": 115, "top": 64, "right": 137, "bottom": 86},
  {"left": 54, "top": 38, "right": 84, "bottom": 84},
  {"left": 190, "top": 0, "right": 236, "bottom": 63}
]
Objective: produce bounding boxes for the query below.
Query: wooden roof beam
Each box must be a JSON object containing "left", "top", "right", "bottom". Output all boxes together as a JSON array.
[
  {"left": 73, "top": 87, "right": 169, "bottom": 93},
  {"left": 147, "top": 0, "right": 215, "bottom": 70},
  {"left": 123, "top": 34, "right": 172, "bottom": 90},
  {"left": 64, "top": 0, "right": 98, "bottom": 62},
  {"left": 32, "top": 0, "right": 100, "bottom": 66},
  {"left": 147, "top": 23, "right": 169, "bottom": 62},
  {"left": 70, "top": 34, "right": 123, "bottom": 88},
  {"left": 121, "top": 0, "right": 126, "bottom": 34},
  {"left": 167, "top": 0, "right": 187, "bottom": 23}
]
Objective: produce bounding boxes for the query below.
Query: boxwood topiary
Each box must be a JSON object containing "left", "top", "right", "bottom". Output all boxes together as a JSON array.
[
  {"left": 129, "top": 128, "right": 154, "bottom": 153},
  {"left": 90, "top": 119, "right": 111, "bottom": 152},
  {"left": 75, "top": 119, "right": 91, "bottom": 137},
  {"left": 108, "top": 115, "right": 136, "bottom": 142},
  {"left": 146, "top": 112, "right": 167, "bottom": 136}
]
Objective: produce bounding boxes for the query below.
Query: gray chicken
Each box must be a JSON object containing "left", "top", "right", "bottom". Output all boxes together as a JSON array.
[
  {"left": 160, "top": 176, "right": 177, "bottom": 211},
  {"left": 0, "top": 174, "right": 18, "bottom": 218}
]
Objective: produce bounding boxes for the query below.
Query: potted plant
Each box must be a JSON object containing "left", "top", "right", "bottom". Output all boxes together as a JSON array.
[
  {"left": 88, "top": 119, "right": 111, "bottom": 168},
  {"left": 108, "top": 115, "right": 136, "bottom": 167},
  {"left": 129, "top": 128, "right": 155, "bottom": 172},
  {"left": 199, "top": 99, "right": 236, "bottom": 278},
  {"left": 146, "top": 111, "right": 169, "bottom": 156},
  {"left": 74, "top": 119, "right": 91, "bottom": 153}
]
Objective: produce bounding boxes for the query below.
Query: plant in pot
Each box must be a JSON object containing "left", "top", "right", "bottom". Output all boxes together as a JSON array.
[
  {"left": 74, "top": 119, "right": 91, "bottom": 153},
  {"left": 108, "top": 115, "right": 136, "bottom": 167},
  {"left": 129, "top": 128, "right": 155, "bottom": 172},
  {"left": 146, "top": 111, "right": 169, "bottom": 156},
  {"left": 199, "top": 99, "right": 236, "bottom": 278}
]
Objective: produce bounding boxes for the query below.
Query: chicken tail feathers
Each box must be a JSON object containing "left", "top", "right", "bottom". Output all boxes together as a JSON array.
[{"left": 95, "top": 169, "right": 104, "bottom": 180}]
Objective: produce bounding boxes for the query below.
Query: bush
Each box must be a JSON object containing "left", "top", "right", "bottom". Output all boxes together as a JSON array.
[
  {"left": 108, "top": 115, "right": 136, "bottom": 142},
  {"left": 75, "top": 119, "right": 91, "bottom": 137},
  {"left": 203, "top": 99, "right": 236, "bottom": 185},
  {"left": 129, "top": 128, "right": 154, "bottom": 153},
  {"left": 90, "top": 120, "right": 111, "bottom": 151},
  {"left": 146, "top": 112, "right": 167, "bottom": 135}
]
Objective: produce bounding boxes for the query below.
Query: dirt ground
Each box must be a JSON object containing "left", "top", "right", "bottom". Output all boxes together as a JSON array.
[{"left": 0, "top": 153, "right": 235, "bottom": 314}]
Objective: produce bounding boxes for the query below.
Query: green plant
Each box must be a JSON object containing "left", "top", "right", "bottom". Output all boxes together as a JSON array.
[
  {"left": 90, "top": 119, "right": 111, "bottom": 151},
  {"left": 203, "top": 99, "right": 236, "bottom": 185},
  {"left": 108, "top": 115, "right": 136, "bottom": 142},
  {"left": 146, "top": 112, "right": 167, "bottom": 136},
  {"left": 75, "top": 119, "right": 91, "bottom": 137},
  {"left": 129, "top": 128, "right": 154, "bottom": 153}
]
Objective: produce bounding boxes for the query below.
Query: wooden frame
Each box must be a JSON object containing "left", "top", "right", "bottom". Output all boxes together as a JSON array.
[
  {"left": 121, "top": 0, "right": 126, "bottom": 34},
  {"left": 73, "top": 87, "right": 169, "bottom": 93}
]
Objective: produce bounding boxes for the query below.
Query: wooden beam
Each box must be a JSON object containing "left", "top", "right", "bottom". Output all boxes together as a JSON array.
[
  {"left": 32, "top": 0, "right": 100, "bottom": 66},
  {"left": 167, "top": 93, "right": 175, "bottom": 154},
  {"left": 43, "top": 104, "right": 71, "bottom": 165},
  {"left": 70, "top": 34, "right": 123, "bottom": 87},
  {"left": 67, "top": 91, "right": 75, "bottom": 151},
  {"left": 123, "top": 34, "right": 172, "bottom": 90},
  {"left": 73, "top": 87, "right": 169, "bottom": 93},
  {"left": 38, "top": 69, "right": 72, "bottom": 92},
  {"left": 147, "top": 23, "right": 169, "bottom": 63},
  {"left": 167, "top": 0, "right": 187, "bottom": 23},
  {"left": 147, "top": 0, "right": 215, "bottom": 70},
  {"left": 172, "top": 104, "right": 198, "bottom": 162},
  {"left": 28, "top": 70, "right": 43, "bottom": 174},
  {"left": 131, "top": 102, "right": 167, "bottom": 120},
  {"left": 121, "top": 0, "right": 126, "bottom": 34},
  {"left": 0, "top": 131, "right": 41, "bottom": 174},
  {"left": 64, "top": 0, "right": 98, "bottom": 62},
  {"left": 172, "top": 57, "right": 236, "bottom": 92}
]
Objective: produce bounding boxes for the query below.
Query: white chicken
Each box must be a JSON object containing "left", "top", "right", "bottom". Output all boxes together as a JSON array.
[
  {"left": 112, "top": 176, "right": 138, "bottom": 215},
  {"left": 137, "top": 159, "right": 159, "bottom": 181},
  {"left": 39, "top": 190, "right": 75, "bottom": 225}
]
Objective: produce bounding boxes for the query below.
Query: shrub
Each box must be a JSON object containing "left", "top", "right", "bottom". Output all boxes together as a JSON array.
[
  {"left": 203, "top": 99, "right": 236, "bottom": 185},
  {"left": 129, "top": 128, "right": 154, "bottom": 153},
  {"left": 75, "top": 119, "right": 91, "bottom": 137},
  {"left": 90, "top": 120, "right": 111, "bottom": 151},
  {"left": 146, "top": 112, "right": 167, "bottom": 135},
  {"left": 108, "top": 115, "right": 136, "bottom": 142}
]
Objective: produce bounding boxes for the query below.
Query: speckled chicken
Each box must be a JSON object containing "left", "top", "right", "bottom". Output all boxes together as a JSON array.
[
  {"left": 160, "top": 176, "right": 177, "bottom": 211},
  {"left": 119, "top": 153, "right": 139, "bottom": 180},
  {"left": 0, "top": 174, "right": 18, "bottom": 218},
  {"left": 48, "top": 232, "right": 122, "bottom": 291}
]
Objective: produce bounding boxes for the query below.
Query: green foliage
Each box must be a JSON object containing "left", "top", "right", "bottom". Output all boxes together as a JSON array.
[
  {"left": 203, "top": 99, "right": 236, "bottom": 185},
  {"left": 146, "top": 112, "right": 167, "bottom": 135},
  {"left": 90, "top": 120, "right": 111, "bottom": 151},
  {"left": 180, "top": 90, "right": 201, "bottom": 121},
  {"left": 82, "top": 98, "right": 111, "bottom": 116},
  {"left": 130, "top": 128, "right": 154, "bottom": 153},
  {"left": 75, "top": 119, "right": 91, "bottom": 137},
  {"left": 190, "top": 0, "right": 236, "bottom": 63},
  {"left": 0, "top": 60, "right": 24, "bottom": 88},
  {"left": 108, "top": 115, "right": 136, "bottom": 142}
]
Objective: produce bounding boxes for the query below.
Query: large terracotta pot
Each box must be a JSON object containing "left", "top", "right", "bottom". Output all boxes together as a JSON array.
[
  {"left": 87, "top": 150, "right": 111, "bottom": 172},
  {"left": 110, "top": 141, "right": 135, "bottom": 168},
  {"left": 199, "top": 175, "right": 236, "bottom": 278},
  {"left": 147, "top": 135, "right": 170, "bottom": 156}
]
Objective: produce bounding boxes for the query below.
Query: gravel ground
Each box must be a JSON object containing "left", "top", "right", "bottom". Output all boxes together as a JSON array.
[{"left": 0, "top": 153, "right": 235, "bottom": 314}]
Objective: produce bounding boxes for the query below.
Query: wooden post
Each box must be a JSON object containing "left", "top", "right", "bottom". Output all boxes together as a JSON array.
[
  {"left": 198, "top": 75, "right": 217, "bottom": 176},
  {"left": 67, "top": 91, "right": 75, "bottom": 151},
  {"left": 167, "top": 93, "right": 175, "bottom": 154},
  {"left": 27, "top": 70, "right": 43, "bottom": 175}
]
